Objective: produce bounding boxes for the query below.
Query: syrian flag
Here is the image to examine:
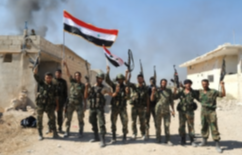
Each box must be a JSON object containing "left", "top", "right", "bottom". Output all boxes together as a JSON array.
[
  {"left": 103, "top": 46, "right": 124, "bottom": 67},
  {"left": 63, "top": 10, "right": 118, "bottom": 47}
]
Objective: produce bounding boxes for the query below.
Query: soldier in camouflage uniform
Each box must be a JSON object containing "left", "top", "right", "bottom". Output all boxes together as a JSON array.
[
  {"left": 63, "top": 61, "right": 86, "bottom": 138},
  {"left": 48, "top": 69, "right": 67, "bottom": 133},
  {"left": 174, "top": 79, "right": 198, "bottom": 146},
  {"left": 198, "top": 79, "right": 225, "bottom": 153},
  {"left": 151, "top": 79, "right": 174, "bottom": 145},
  {"left": 34, "top": 67, "right": 59, "bottom": 140},
  {"left": 85, "top": 73, "right": 109, "bottom": 148},
  {"left": 127, "top": 72, "right": 149, "bottom": 140},
  {"left": 105, "top": 66, "right": 129, "bottom": 144},
  {"left": 146, "top": 77, "right": 157, "bottom": 139}
]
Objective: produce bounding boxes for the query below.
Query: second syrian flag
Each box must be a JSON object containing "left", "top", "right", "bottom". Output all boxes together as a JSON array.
[
  {"left": 63, "top": 10, "right": 118, "bottom": 47},
  {"left": 103, "top": 46, "right": 124, "bottom": 67}
]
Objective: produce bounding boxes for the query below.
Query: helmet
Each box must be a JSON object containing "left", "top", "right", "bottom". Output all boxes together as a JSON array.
[
  {"left": 96, "top": 73, "right": 105, "bottom": 79},
  {"left": 116, "top": 74, "right": 125, "bottom": 80}
]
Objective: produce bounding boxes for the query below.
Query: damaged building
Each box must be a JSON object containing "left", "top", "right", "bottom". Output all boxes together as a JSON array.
[{"left": 0, "top": 28, "right": 92, "bottom": 110}]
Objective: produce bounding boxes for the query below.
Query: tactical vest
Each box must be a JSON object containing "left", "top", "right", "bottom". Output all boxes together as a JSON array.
[
  {"left": 36, "top": 82, "right": 56, "bottom": 104},
  {"left": 132, "top": 85, "right": 148, "bottom": 107},
  {"left": 69, "top": 82, "right": 84, "bottom": 104},
  {"left": 178, "top": 90, "right": 197, "bottom": 112},
  {"left": 88, "top": 85, "right": 106, "bottom": 109},
  {"left": 111, "top": 84, "right": 127, "bottom": 108}
]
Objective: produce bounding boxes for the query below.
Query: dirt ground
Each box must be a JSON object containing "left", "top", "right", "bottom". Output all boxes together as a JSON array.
[{"left": 0, "top": 99, "right": 242, "bottom": 155}]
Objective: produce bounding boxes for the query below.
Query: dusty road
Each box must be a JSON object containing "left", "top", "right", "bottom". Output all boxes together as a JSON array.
[{"left": 0, "top": 99, "right": 242, "bottom": 155}]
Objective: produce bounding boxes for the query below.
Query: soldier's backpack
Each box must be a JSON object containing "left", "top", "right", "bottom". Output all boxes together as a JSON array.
[{"left": 21, "top": 116, "right": 37, "bottom": 128}]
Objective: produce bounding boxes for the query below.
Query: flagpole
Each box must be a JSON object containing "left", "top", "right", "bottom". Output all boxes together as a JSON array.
[{"left": 62, "top": 30, "right": 65, "bottom": 71}]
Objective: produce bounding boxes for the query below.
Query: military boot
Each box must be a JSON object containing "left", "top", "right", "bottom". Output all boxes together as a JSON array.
[
  {"left": 53, "top": 130, "right": 60, "bottom": 139},
  {"left": 215, "top": 141, "right": 223, "bottom": 153},
  {"left": 199, "top": 138, "right": 207, "bottom": 146},
  {"left": 58, "top": 126, "right": 63, "bottom": 133},
  {"left": 78, "top": 126, "right": 83, "bottom": 138},
  {"left": 90, "top": 132, "right": 100, "bottom": 142},
  {"left": 64, "top": 128, "right": 70, "bottom": 138},
  {"left": 180, "top": 137, "right": 186, "bottom": 145},
  {"left": 156, "top": 135, "right": 161, "bottom": 144},
  {"left": 38, "top": 129, "right": 44, "bottom": 141},
  {"left": 190, "top": 137, "right": 197, "bottom": 147},
  {"left": 164, "top": 136, "right": 173, "bottom": 146},
  {"left": 100, "top": 134, "right": 106, "bottom": 148},
  {"left": 122, "top": 134, "right": 127, "bottom": 144},
  {"left": 110, "top": 132, "right": 116, "bottom": 144}
]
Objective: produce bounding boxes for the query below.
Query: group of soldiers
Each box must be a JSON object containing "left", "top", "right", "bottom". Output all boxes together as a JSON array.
[{"left": 33, "top": 61, "right": 226, "bottom": 153}]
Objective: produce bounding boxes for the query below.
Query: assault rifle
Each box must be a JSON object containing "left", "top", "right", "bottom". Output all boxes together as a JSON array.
[
  {"left": 171, "top": 65, "right": 179, "bottom": 88},
  {"left": 29, "top": 51, "right": 40, "bottom": 71},
  {"left": 220, "top": 57, "right": 226, "bottom": 82},
  {"left": 139, "top": 59, "right": 146, "bottom": 85},
  {"left": 124, "top": 49, "right": 134, "bottom": 84},
  {"left": 153, "top": 66, "right": 156, "bottom": 86}
]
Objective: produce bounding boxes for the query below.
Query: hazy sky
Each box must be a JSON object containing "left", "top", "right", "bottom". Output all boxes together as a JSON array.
[{"left": 0, "top": 0, "right": 242, "bottom": 84}]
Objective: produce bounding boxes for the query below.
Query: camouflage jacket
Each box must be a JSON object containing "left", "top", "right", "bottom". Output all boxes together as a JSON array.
[
  {"left": 129, "top": 83, "right": 149, "bottom": 107},
  {"left": 34, "top": 74, "right": 58, "bottom": 105},
  {"left": 153, "top": 88, "right": 173, "bottom": 114},
  {"left": 53, "top": 77, "right": 67, "bottom": 100},
  {"left": 88, "top": 84, "right": 107, "bottom": 109},
  {"left": 105, "top": 73, "right": 128, "bottom": 108},
  {"left": 69, "top": 76, "right": 85, "bottom": 104},
  {"left": 174, "top": 88, "right": 199, "bottom": 112},
  {"left": 198, "top": 88, "right": 222, "bottom": 111}
]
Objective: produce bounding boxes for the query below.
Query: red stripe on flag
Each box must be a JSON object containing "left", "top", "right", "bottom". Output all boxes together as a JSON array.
[
  {"left": 103, "top": 45, "right": 111, "bottom": 55},
  {"left": 64, "top": 10, "right": 118, "bottom": 35}
]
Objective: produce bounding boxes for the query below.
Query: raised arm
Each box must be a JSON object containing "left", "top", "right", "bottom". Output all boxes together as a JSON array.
[
  {"left": 170, "top": 90, "right": 175, "bottom": 117},
  {"left": 63, "top": 61, "right": 71, "bottom": 77},
  {"left": 220, "top": 81, "right": 226, "bottom": 97},
  {"left": 105, "top": 66, "right": 115, "bottom": 89},
  {"left": 150, "top": 87, "right": 156, "bottom": 102},
  {"left": 33, "top": 67, "right": 41, "bottom": 83},
  {"left": 84, "top": 83, "right": 89, "bottom": 99}
]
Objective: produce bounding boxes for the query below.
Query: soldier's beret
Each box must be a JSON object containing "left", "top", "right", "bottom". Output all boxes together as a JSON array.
[{"left": 45, "top": 72, "right": 53, "bottom": 77}]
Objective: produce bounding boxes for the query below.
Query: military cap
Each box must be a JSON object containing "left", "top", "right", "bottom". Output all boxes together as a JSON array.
[
  {"left": 45, "top": 72, "right": 53, "bottom": 77},
  {"left": 184, "top": 79, "right": 192, "bottom": 84},
  {"left": 96, "top": 73, "right": 105, "bottom": 79},
  {"left": 116, "top": 74, "right": 125, "bottom": 80}
]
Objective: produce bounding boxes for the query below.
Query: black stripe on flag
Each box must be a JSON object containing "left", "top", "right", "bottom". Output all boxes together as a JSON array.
[
  {"left": 105, "top": 55, "right": 120, "bottom": 67},
  {"left": 64, "top": 24, "right": 114, "bottom": 47}
]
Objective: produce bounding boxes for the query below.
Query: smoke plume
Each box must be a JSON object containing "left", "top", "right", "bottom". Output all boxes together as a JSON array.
[{"left": 6, "top": 0, "right": 67, "bottom": 37}]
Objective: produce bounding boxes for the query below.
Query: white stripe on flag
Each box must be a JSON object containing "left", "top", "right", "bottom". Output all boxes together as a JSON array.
[{"left": 64, "top": 17, "right": 117, "bottom": 41}]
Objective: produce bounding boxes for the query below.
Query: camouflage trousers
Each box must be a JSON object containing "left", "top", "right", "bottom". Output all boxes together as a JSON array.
[
  {"left": 36, "top": 104, "right": 56, "bottom": 131},
  {"left": 155, "top": 111, "right": 171, "bottom": 141},
  {"left": 89, "top": 108, "right": 106, "bottom": 134},
  {"left": 178, "top": 111, "right": 195, "bottom": 138},
  {"left": 65, "top": 102, "right": 84, "bottom": 131},
  {"left": 111, "top": 106, "right": 128, "bottom": 134},
  {"left": 131, "top": 106, "right": 146, "bottom": 136},
  {"left": 201, "top": 109, "right": 220, "bottom": 141},
  {"left": 145, "top": 106, "right": 156, "bottom": 130}
]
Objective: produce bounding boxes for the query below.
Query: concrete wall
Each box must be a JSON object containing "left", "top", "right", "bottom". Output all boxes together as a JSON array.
[{"left": 0, "top": 53, "right": 37, "bottom": 108}]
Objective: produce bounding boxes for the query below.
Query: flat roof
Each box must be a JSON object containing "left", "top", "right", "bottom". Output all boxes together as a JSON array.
[{"left": 179, "top": 43, "right": 242, "bottom": 67}]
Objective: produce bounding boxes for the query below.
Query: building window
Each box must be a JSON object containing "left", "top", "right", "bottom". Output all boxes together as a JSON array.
[
  {"left": 208, "top": 75, "right": 214, "bottom": 82},
  {"left": 3, "top": 54, "right": 12, "bottom": 62}
]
